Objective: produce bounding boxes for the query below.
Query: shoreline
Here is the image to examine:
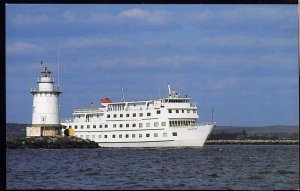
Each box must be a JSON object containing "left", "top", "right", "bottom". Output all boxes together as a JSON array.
[
  {"left": 6, "top": 136, "right": 299, "bottom": 149},
  {"left": 205, "top": 139, "right": 299, "bottom": 145},
  {"left": 6, "top": 136, "right": 100, "bottom": 149}
]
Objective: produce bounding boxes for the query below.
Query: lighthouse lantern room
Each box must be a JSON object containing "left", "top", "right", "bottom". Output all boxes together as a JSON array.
[{"left": 26, "top": 63, "right": 63, "bottom": 137}]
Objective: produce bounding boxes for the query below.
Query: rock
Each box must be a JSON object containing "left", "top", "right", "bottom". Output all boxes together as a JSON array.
[{"left": 6, "top": 136, "right": 100, "bottom": 149}]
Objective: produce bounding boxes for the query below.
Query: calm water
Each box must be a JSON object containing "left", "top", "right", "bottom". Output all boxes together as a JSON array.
[{"left": 6, "top": 145, "right": 299, "bottom": 190}]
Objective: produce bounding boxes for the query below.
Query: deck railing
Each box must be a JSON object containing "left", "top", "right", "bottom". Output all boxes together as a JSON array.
[
  {"left": 198, "top": 122, "right": 217, "bottom": 126},
  {"left": 61, "top": 118, "right": 74, "bottom": 123},
  {"left": 74, "top": 108, "right": 105, "bottom": 113},
  {"left": 190, "top": 102, "right": 197, "bottom": 107}
]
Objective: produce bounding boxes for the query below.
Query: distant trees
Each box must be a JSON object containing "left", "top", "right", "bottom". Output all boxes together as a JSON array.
[{"left": 208, "top": 130, "right": 299, "bottom": 140}]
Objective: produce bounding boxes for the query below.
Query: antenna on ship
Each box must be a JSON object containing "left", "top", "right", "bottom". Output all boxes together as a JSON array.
[
  {"left": 167, "top": 83, "right": 171, "bottom": 97},
  {"left": 57, "top": 41, "right": 61, "bottom": 87},
  {"left": 212, "top": 107, "right": 214, "bottom": 122},
  {"left": 121, "top": 85, "right": 126, "bottom": 102}
]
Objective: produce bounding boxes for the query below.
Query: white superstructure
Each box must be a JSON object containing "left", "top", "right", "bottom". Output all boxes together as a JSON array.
[
  {"left": 61, "top": 84, "right": 216, "bottom": 147},
  {"left": 26, "top": 63, "right": 62, "bottom": 137}
]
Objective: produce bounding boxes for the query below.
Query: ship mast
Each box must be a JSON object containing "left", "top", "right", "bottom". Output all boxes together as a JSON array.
[
  {"left": 121, "top": 85, "right": 126, "bottom": 102},
  {"left": 57, "top": 41, "right": 60, "bottom": 87},
  {"left": 167, "top": 83, "right": 171, "bottom": 97}
]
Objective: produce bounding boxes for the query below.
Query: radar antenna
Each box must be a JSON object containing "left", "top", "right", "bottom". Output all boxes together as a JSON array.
[
  {"left": 121, "top": 85, "right": 126, "bottom": 102},
  {"left": 167, "top": 83, "right": 171, "bottom": 96}
]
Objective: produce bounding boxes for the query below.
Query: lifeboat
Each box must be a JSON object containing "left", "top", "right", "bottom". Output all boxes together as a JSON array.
[{"left": 100, "top": 98, "right": 112, "bottom": 106}]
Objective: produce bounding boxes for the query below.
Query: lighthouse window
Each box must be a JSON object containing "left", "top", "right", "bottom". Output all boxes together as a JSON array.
[
  {"left": 107, "top": 114, "right": 110, "bottom": 118},
  {"left": 156, "top": 110, "right": 161, "bottom": 114},
  {"left": 172, "top": 132, "right": 178, "bottom": 136},
  {"left": 147, "top": 112, "right": 151, "bottom": 116}
]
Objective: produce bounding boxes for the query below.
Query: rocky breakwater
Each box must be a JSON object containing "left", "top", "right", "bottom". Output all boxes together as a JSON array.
[
  {"left": 205, "top": 139, "right": 299, "bottom": 145},
  {"left": 6, "top": 136, "right": 100, "bottom": 149}
]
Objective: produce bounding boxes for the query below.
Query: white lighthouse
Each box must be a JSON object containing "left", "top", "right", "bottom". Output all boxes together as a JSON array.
[{"left": 26, "top": 63, "right": 63, "bottom": 137}]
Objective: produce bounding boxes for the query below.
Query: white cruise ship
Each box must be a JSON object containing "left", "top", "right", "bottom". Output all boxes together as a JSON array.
[{"left": 61, "top": 84, "right": 216, "bottom": 147}]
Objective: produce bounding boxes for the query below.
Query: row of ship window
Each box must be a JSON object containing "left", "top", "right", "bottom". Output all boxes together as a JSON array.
[
  {"left": 106, "top": 109, "right": 196, "bottom": 118},
  {"left": 76, "top": 109, "right": 197, "bottom": 120},
  {"left": 76, "top": 132, "right": 178, "bottom": 140},
  {"left": 71, "top": 122, "right": 167, "bottom": 129},
  {"left": 169, "top": 109, "right": 197, "bottom": 114},
  {"left": 107, "top": 110, "right": 160, "bottom": 118}
]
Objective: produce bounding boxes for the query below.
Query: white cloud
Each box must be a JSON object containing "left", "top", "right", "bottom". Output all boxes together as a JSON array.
[
  {"left": 10, "top": 14, "right": 49, "bottom": 27},
  {"left": 158, "top": 55, "right": 202, "bottom": 64},
  {"left": 189, "top": 6, "right": 294, "bottom": 23},
  {"left": 98, "top": 58, "right": 148, "bottom": 68},
  {"left": 206, "top": 78, "right": 240, "bottom": 91},
  {"left": 7, "top": 42, "right": 42, "bottom": 55},
  {"left": 198, "top": 35, "right": 296, "bottom": 49},
  {"left": 63, "top": 37, "right": 132, "bottom": 49},
  {"left": 118, "top": 8, "right": 172, "bottom": 25},
  {"left": 61, "top": 10, "right": 76, "bottom": 22},
  {"left": 119, "top": 8, "right": 151, "bottom": 18},
  {"left": 143, "top": 38, "right": 169, "bottom": 46}
]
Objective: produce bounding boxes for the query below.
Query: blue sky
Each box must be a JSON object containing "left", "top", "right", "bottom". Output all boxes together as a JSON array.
[{"left": 6, "top": 4, "right": 298, "bottom": 126}]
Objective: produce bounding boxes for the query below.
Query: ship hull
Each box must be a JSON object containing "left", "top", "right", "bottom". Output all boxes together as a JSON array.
[{"left": 95, "top": 124, "right": 215, "bottom": 148}]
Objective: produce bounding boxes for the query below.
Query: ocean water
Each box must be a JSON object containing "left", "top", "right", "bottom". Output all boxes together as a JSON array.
[{"left": 6, "top": 145, "right": 299, "bottom": 190}]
